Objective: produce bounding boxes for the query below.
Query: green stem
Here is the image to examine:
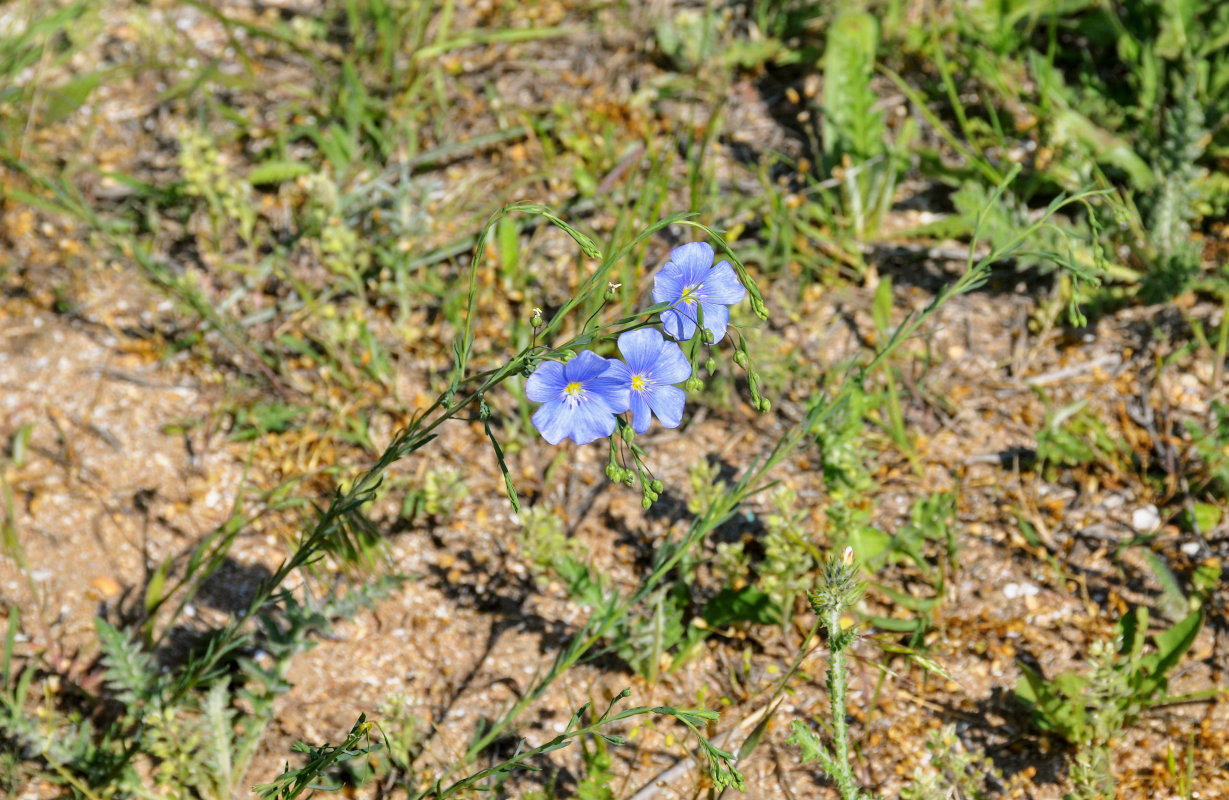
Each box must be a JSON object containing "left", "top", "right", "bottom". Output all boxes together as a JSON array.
[{"left": 825, "top": 605, "right": 861, "bottom": 800}]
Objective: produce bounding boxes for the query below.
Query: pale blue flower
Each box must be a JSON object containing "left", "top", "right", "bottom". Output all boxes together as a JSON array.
[
  {"left": 652, "top": 242, "right": 746, "bottom": 342},
  {"left": 526, "top": 350, "right": 628, "bottom": 445},
  {"left": 608, "top": 328, "right": 692, "bottom": 434}
]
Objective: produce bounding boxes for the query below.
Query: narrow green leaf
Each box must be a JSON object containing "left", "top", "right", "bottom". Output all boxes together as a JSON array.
[
  {"left": 483, "top": 417, "right": 519, "bottom": 513},
  {"left": 144, "top": 555, "right": 174, "bottom": 618}
]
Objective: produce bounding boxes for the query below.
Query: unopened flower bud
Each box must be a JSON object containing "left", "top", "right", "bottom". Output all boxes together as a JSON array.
[
  {"left": 650, "top": 479, "right": 664, "bottom": 493},
  {"left": 703, "top": 328, "right": 715, "bottom": 344},
  {"left": 732, "top": 350, "right": 748, "bottom": 368},
  {"left": 531, "top": 307, "right": 543, "bottom": 328},
  {"left": 750, "top": 293, "right": 769, "bottom": 321},
  {"left": 621, "top": 426, "right": 635, "bottom": 442},
  {"left": 842, "top": 546, "right": 854, "bottom": 567},
  {"left": 478, "top": 400, "right": 491, "bottom": 421},
  {"left": 704, "top": 357, "right": 717, "bottom": 373},
  {"left": 685, "top": 376, "right": 704, "bottom": 392},
  {"left": 642, "top": 496, "right": 652, "bottom": 510},
  {"left": 604, "top": 281, "right": 621, "bottom": 301}
]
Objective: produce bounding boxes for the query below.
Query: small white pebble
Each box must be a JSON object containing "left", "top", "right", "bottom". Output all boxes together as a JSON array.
[
  {"left": 1132, "top": 505, "right": 1161, "bottom": 532},
  {"left": 1181, "top": 542, "right": 1201, "bottom": 557},
  {"left": 1003, "top": 582, "right": 1039, "bottom": 600}
]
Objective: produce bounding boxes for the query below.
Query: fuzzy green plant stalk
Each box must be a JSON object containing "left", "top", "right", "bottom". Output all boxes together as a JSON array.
[{"left": 787, "top": 547, "right": 869, "bottom": 800}]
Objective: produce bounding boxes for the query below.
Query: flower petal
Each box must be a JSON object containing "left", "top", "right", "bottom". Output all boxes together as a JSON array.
[
  {"left": 699, "top": 303, "right": 731, "bottom": 341},
  {"left": 652, "top": 262, "right": 685, "bottom": 305},
  {"left": 661, "top": 307, "right": 697, "bottom": 341},
  {"left": 702, "top": 261, "right": 746, "bottom": 305},
  {"left": 587, "top": 371, "right": 631, "bottom": 414},
  {"left": 652, "top": 340, "right": 692, "bottom": 384},
  {"left": 645, "top": 384, "right": 685, "bottom": 429},
  {"left": 532, "top": 401, "right": 572, "bottom": 445},
  {"left": 617, "top": 328, "right": 664, "bottom": 374},
  {"left": 525, "top": 361, "right": 567, "bottom": 402},
  {"left": 629, "top": 390, "right": 652, "bottom": 434},
  {"left": 564, "top": 349, "right": 613, "bottom": 382},
  {"left": 568, "top": 397, "right": 617, "bottom": 444},
  {"left": 669, "top": 242, "right": 714, "bottom": 283}
]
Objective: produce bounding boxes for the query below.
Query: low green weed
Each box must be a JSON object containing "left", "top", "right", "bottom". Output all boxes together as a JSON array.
[
  {"left": 401, "top": 466, "right": 468, "bottom": 526},
  {"left": 820, "top": 9, "right": 914, "bottom": 248},
  {"left": 758, "top": 487, "right": 819, "bottom": 632},
  {"left": 1017, "top": 607, "right": 1204, "bottom": 800},
  {"left": 1034, "top": 394, "right": 1133, "bottom": 477},
  {"left": 901, "top": 723, "right": 1003, "bottom": 800},
  {"left": 893, "top": 0, "right": 1229, "bottom": 300}
]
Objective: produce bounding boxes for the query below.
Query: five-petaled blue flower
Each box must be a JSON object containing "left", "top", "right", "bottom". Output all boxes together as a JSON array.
[
  {"left": 526, "top": 350, "right": 629, "bottom": 445},
  {"left": 609, "top": 328, "right": 692, "bottom": 434},
  {"left": 652, "top": 241, "right": 746, "bottom": 342}
]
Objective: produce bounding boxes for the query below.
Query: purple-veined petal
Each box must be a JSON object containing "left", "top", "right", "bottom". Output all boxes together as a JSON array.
[
  {"left": 564, "top": 349, "right": 614, "bottom": 382},
  {"left": 601, "top": 360, "right": 633, "bottom": 412},
  {"left": 661, "top": 307, "right": 698, "bottom": 341},
  {"left": 629, "top": 390, "right": 652, "bottom": 434},
  {"left": 652, "top": 340, "right": 692, "bottom": 384},
  {"left": 645, "top": 383, "right": 685, "bottom": 429},
  {"left": 532, "top": 401, "right": 572, "bottom": 445},
  {"left": 668, "top": 242, "right": 714, "bottom": 278},
  {"left": 617, "top": 328, "right": 665, "bottom": 374},
  {"left": 525, "top": 361, "right": 568, "bottom": 402},
  {"left": 652, "top": 263, "right": 685, "bottom": 306},
  {"left": 703, "top": 261, "right": 746, "bottom": 305},
  {"left": 700, "top": 303, "right": 731, "bottom": 341},
  {"left": 586, "top": 372, "right": 631, "bottom": 414},
  {"left": 568, "top": 397, "right": 618, "bottom": 444}
]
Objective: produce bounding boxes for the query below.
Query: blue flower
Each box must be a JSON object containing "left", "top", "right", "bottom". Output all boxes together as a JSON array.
[
  {"left": 608, "top": 328, "right": 692, "bottom": 434},
  {"left": 652, "top": 242, "right": 746, "bottom": 342},
  {"left": 526, "top": 350, "right": 629, "bottom": 445}
]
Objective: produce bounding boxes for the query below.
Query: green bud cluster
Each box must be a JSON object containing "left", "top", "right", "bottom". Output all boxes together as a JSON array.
[
  {"left": 749, "top": 292, "right": 768, "bottom": 320},
  {"left": 807, "top": 547, "right": 865, "bottom": 629},
  {"left": 685, "top": 376, "right": 704, "bottom": 392},
  {"left": 605, "top": 462, "right": 635, "bottom": 483},
  {"left": 747, "top": 370, "right": 770, "bottom": 413}
]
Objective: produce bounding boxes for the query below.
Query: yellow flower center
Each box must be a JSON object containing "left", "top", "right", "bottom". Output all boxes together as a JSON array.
[
  {"left": 631, "top": 374, "right": 647, "bottom": 392},
  {"left": 680, "top": 285, "right": 699, "bottom": 305},
  {"left": 565, "top": 381, "right": 583, "bottom": 397}
]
